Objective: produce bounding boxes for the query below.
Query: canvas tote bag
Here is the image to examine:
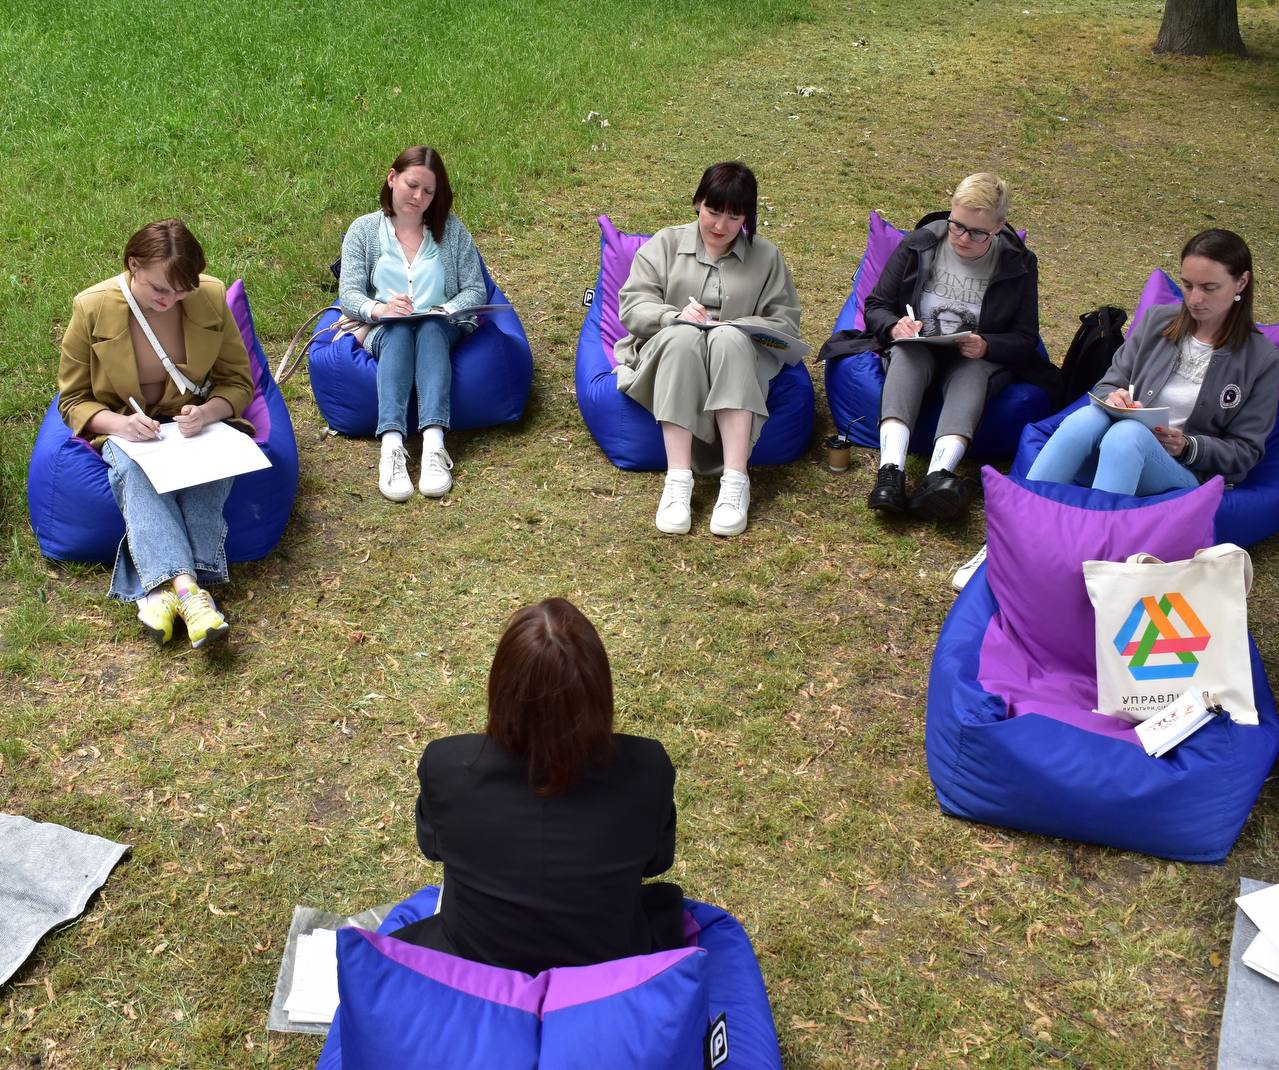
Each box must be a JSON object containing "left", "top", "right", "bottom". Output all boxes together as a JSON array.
[{"left": 1083, "top": 544, "right": 1257, "bottom": 725}]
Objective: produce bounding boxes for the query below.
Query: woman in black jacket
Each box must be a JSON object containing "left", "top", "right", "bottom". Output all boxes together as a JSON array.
[
  {"left": 391, "top": 598, "right": 684, "bottom": 974},
  {"left": 821, "top": 173, "right": 1040, "bottom": 521}
]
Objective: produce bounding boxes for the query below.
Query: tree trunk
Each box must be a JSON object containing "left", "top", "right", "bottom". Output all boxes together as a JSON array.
[{"left": 1154, "top": 0, "right": 1247, "bottom": 56}]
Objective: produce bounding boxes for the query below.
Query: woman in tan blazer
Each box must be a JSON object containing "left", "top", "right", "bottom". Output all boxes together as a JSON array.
[
  {"left": 614, "top": 162, "right": 801, "bottom": 538},
  {"left": 57, "top": 219, "right": 255, "bottom": 649}
]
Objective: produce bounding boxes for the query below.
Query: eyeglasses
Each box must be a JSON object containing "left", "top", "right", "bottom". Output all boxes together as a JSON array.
[{"left": 947, "top": 219, "right": 997, "bottom": 244}]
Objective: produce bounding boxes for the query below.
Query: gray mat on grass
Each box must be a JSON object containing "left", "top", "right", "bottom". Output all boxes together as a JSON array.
[
  {"left": 1218, "top": 877, "right": 1279, "bottom": 1069},
  {"left": 0, "top": 813, "right": 129, "bottom": 985}
]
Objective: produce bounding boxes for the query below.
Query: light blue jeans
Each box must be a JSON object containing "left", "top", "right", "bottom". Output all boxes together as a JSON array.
[
  {"left": 102, "top": 439, "right": 233, "bottom": 602},
  {"left": 370, "top": 319, "right": 461, "bottom": 437},
  {"left": 1026, "top": 404, "right": 1200, "bottom": 496}
]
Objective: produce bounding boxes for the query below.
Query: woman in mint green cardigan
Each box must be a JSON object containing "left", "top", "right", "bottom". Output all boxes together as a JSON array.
[{"left": 339, "top": 145, "right": 486, "bottom": 502}]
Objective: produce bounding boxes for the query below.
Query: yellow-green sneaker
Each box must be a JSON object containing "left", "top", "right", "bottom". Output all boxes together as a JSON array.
[
  {"left": 176, "top": 586, "right": 229, "bottom": 649},
  {"left": 137, "top": 589, "right": 181, "bottom": 645}
]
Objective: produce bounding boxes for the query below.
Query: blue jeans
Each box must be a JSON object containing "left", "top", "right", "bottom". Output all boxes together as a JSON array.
[
  {"left": 1026, "top": 404, "right": 1200, "bottom": 496},
  {"left": 370, "top": 319, "right": 461, "bottom": 437},
  {"left": 103, "top": 439, "right": 233, "bottom": 602}
]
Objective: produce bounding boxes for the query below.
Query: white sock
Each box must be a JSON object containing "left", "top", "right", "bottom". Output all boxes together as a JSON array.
[
  {"left": 381, "top": 431, "right": 404, "bottom": 456},
  {"left": 723, "top": 468, "right": 749, "bottom": 483},
  {"left": 423, "top": 426, "right": 445, "bottom": 453},
  {"left": 665, "top": 467, "right": 693, "bottom": 484},
  {"left": 878, "top": 420, "right": 909, "bottom": 470},
  {"left": 929, "top": 435, "right": 967, "bottom": 474}
]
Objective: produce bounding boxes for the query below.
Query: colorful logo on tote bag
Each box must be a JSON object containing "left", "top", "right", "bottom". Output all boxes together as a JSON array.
[{"left": 1112, "top": 593, "right": 1211, "bottom": 681}]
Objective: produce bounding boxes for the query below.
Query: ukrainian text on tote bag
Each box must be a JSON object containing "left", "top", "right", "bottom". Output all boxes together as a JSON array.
[{"left": 1083, "top": 544, "right": 1256, "bottom": 725}]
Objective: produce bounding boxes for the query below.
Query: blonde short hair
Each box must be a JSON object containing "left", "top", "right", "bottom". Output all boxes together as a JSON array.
[{"left": 952, "top": 173, "right": 1009, "bottom": 221}]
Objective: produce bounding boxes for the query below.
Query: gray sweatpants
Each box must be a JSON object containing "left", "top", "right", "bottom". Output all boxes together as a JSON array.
[{"left": 879, "top": 342, "right": 1005, "bottom": 440}]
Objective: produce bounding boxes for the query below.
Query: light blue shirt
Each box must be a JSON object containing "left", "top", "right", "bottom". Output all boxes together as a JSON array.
[{"left": 361, "top": 214, "right": 446, "bottom": 319}]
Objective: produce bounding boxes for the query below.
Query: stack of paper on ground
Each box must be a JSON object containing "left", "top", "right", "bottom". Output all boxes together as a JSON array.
[
  {"left": 283, "top": 928, "right": 339, "bottom": 1024},
  {"left": 1238, "top": 882, "right": 1279, "bottom": 984},
  {"left": 1219, "top": 879, "right": 1279, "bottom": 1069},
  {"left": 0, "top": 814, "right": 129, "bottom": 984},
  {"left": 107, "top": 420, "right": 270, "bottom": 495},
  {"left": 268, "top": 902, "right": 394, "bottom": 1035}
]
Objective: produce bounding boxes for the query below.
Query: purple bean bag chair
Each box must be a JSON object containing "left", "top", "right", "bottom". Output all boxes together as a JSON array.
[
  {"left": 926, "top": 467, "right": 1279, "bottom": 862},
  {"left": 1011, "top": 269, "right": 1279, "bottom": 548},
  {"left": 824, "top": 211, "right": 1055, "bottom": 458},
  {"left": 575, "top": 215, "right": 815, "bottom": 471},
  {"left": 26, "top": 280, "right": 299, "bottom": 564},
  {"left": 307, "top": 257, "right": 532, "bottom": 438},
  {"left": 316, "top": 885, "right": 780, "bottom": 1070}
]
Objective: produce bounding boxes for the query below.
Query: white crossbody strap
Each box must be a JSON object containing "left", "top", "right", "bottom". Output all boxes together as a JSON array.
[{"left": 117, "top": 274, "right": 211, "bottom": 398}]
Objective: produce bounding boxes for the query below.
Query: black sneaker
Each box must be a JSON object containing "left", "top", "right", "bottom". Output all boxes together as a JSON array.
[
  {"left": 908, "top": 469, "right": 969, "bottom": 521},
  {"left": 867, "top": 464, "right": 908, "bottom": 514}
]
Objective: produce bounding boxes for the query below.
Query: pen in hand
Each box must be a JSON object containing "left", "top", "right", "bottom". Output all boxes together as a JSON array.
[
  {"left": 686, "top": 295, "right": 709, "bottom": 324},
  {"left": 905, "top": 304, "right": 921, "bottom": 338},
  {"left": 127, "top": 396, "right": 161, "bottom": 440}
]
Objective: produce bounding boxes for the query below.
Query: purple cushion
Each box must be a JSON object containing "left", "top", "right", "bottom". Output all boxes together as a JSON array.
[
  {"left": 1129, "top": 268, "right": 1183, "bottom": 336},
  {"left": 978, "top": 467, "right": 1223, "bottom": 728},
  {"left": 846, "top": 211, "right": 907, "bottom": 333},
  {"left": 596, "top": 216, "right": 652, "bottom": 367}
]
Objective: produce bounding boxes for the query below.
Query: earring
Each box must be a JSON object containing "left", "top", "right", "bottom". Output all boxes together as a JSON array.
[{"left": 1234, "top": 294, "right": 1242, "bottom": 302}]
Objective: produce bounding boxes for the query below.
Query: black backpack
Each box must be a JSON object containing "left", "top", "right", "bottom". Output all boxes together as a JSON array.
[{"left": 1060, "top": 306, "right": 1128, "bottom": 401}]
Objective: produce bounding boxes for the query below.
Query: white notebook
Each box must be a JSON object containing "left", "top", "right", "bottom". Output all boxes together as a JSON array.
[{"left": 107, "top": 419, "right": 270, "bottom": 494}]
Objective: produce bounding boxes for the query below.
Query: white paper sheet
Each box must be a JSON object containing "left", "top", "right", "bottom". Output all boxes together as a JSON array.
[
  {"left": 107, "top": 420, "right": 270, "bottom": 494},
  {"left": 1238, "top": 884, "right": 1279, "bottom": 941},
  {"left": 1243, "top": 932, "right": 1279, "bottom": 985},
  {"left": 283, "top": 927, "right": 340, "bottom": 1024},
  {"left": 1088, "top": 393, "right": 1169, "bottom": 430}
]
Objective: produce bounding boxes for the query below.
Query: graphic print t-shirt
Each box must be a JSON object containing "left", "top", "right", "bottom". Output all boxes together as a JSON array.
[{"left": 917, "top": 236, "right": 1000, "bottom": 337}]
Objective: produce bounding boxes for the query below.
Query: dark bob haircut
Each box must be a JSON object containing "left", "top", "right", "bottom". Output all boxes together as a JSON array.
[
  {"left": 122, "top": 219, "right": 205, "bottom": 293},
  {"left": 1164, "top": 228, "right": 1257, "bottom": 353},
  {"left": 485, "top": 598, "right": 616, "bottom": 797},
  {"left": 692, "top": 161, "right": 758, "bottom": 244},
  {"left": 379, "top": 145, "right": 454, "bottom": 244}
]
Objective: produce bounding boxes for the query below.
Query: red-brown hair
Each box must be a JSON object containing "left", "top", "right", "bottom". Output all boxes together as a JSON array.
[
  {"left": 379, "top": 145, "right": 454, "bottom": 243},
  {"left": 485, "top": 598, "right": 616, "bottom": 797},
  {"left": 122, "top": 219, "right": 205, "bottom": 292}
]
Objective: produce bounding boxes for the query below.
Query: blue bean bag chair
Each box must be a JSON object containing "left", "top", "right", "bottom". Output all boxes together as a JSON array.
[
  {"left": 1012, "top": 268, "right": 1279, "bottom": 548},
  {"left": 316, "top": 885, "right": 779, "bottom": 1070},
  {"left": 823, "top": 211, "right": 1056, "bottom": 458},
  {"left": 926, "top": 466, "right": 1279, "bottom": 862},
  {"left": 307, "top": 257, "right": 532, "bottom": 437},
  {"left": 26, "top": 280, "right": 299, "bottom": 565},
  {"left": 575, "top": 215, "right": 815, "bottom": 471}
]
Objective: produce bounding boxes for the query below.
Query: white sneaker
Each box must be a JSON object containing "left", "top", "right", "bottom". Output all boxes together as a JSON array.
[
  {"left": 709, "top": 470, "right": 750, "bottom": 537},
  {"left": 378, "top": 446, "right": 413, "bottom": 501},
  {"left": 419, "top": 447, "right": 454, "bottom": 497},
  {"left": 655, "top": 471, "right": 694, "bottom": 534},
  {"left": 951, "top": 543, "right": 988, "bottom": 592}
]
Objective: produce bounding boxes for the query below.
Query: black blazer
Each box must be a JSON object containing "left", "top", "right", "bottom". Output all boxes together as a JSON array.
[{"left": 396, "top": 732, "right": 679, "bottom": 975}]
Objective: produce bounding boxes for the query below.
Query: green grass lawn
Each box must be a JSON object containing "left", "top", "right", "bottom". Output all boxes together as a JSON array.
[{"left": 3, "top": 0, "right": 1279, "bottom": 1066}]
